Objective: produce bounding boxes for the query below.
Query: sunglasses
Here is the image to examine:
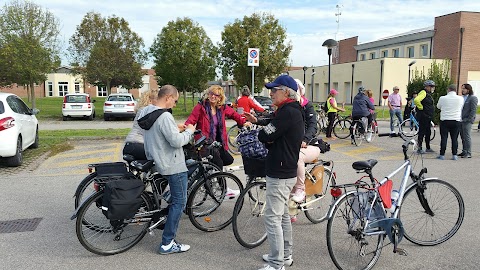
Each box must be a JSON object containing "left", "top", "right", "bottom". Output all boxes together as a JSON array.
[
  {"left": 270, "top": 87, "right": 285, "bottom": 93},
  {"left": 208, "top": 91, "right": 220, "bottom": 97}
]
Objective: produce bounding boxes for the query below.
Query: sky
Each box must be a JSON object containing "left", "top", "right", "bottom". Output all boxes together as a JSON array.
[{"left": 10, "top": 0, "right": 480, "bottom": 69}]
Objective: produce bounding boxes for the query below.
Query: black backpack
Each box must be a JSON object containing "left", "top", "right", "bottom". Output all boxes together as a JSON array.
[
  {"left": 323, "top": 98, "right": 329, "bottom": 113},
  {"left": 102, "top": 176, "right": 145, "bottom": 220}
]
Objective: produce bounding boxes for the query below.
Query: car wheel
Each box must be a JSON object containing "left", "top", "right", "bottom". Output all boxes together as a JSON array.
[
  {"left": 6, "top": 137, "right": 22, "bottom": 167},
  {"left": 29, "top": 127, "right": 39, "bottom": 149},
  {"left": 63, "top": 116, "right": 68, "bottom": 121},
  {"left": 93, "top": 111, "right": 96, "bottom": 119},
  {"left": 88, "top": 113, "right": 94, "bottom": 120},
  {"left": 104, "top": 115, "right": 109, "bottom": 121}
]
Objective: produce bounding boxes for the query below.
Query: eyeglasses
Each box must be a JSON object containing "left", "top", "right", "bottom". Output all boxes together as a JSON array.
[
  {"left": 208, "top": 91, "right": 220, "bottom": 97},
  {"left": 271, "top": 87, "right": 285, "bottom": 93}
]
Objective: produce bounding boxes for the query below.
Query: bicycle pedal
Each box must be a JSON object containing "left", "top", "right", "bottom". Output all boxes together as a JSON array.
[{"left": 394, "top": 248, "right": 408, "bottom": 256}]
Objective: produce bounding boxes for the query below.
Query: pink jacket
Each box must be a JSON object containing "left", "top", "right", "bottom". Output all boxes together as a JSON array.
[{"left": 185, "top": 101, "right": 246, "bottom": 150}]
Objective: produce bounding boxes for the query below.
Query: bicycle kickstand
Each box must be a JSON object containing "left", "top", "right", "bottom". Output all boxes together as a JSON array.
[{"left": 392, "top": 228, "right": 408, "bottom": 256}]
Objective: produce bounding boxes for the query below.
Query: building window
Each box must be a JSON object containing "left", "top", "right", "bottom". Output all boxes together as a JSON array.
[
  {"left": 407, "top": 46, "right": 414, "bottom": 58},
  {"left": 360, "top": 54, "right": 366, "bottom": 61},
  {"left": 47, "top": 82, "right": 53, "bottom": 97},
  {"left": 370, "top": 52, "right": 376, "bottom": 59},
  {"left": 393, "top": 48, "right": 399, "bottom": 58},
  {"left": 381, "top": 50, "right": 388, "bottom": 57},
  {"left": 421, "top": 44, "right": 428, "bottom": 57},
  {"left": 75, "top": 82, "right": 80, "bottom": 93},
  {"left": 97, "top": 86, "right": 107, "bottom": 97},
  {"left": 58, "top": 82, "right": 68, "bottom": 96}
]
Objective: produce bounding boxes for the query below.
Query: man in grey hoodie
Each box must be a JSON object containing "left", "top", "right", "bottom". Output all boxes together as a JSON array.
[{"left": 137, "top": 85, "right": 195, "bottom": 255}]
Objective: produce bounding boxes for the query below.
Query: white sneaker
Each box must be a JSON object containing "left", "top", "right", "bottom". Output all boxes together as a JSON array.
[
  {"left": 158, "top": 240, "right": 190, "bottom": 255},
  {"left": 291, "top": 190, "right": 305, "bottom": 203},
  {"left": 226, "top": 187, "right": 240, "bottom": 199},
  {"left": 366, "top": 132, "right": 372, "bottom": 142},
  {"left": 258, "top": 264, "right": 285, "bottom": 270},
  {"left": 262, "top": 254, "right": 293, "bottom": 266}
]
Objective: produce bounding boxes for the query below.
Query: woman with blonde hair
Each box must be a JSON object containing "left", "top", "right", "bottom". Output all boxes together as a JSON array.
[
  {"left": 123, "top": 89, "right": 159, "bottom": 160},
  {"left": 185, "top": 85, "right": 249, "bottom": 169}
]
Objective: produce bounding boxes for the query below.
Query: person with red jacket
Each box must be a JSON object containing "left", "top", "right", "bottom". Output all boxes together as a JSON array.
[{"left": 236, "top": 86, "right": 265, "bottom": 115}]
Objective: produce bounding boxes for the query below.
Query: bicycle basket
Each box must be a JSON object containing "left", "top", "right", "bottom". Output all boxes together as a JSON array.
[
  {"left": 242, "top": 156, "right": 266, "bottom": 177},
  {"left": 237, "top": 129, "right": 268, "bottom": 159},
  {"left": 305, "top": 165, "right": 324, "bottom": 195}
]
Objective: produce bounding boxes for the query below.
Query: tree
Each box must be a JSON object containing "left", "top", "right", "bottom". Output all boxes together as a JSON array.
[
  {"left": 0, "top": 0, "right": 61, "bottom": 108},
  {"left": 407, "top": 60, "right": 452, "bottom": 124},
  {"left": 219, "top": 13, "right": 292, "bottom": 93},
  {"left": 150, "top": 17, "right": 217, "bottom": 111},
  {"left": 68, "top": 12, "right": 146, "bottom": 95}
]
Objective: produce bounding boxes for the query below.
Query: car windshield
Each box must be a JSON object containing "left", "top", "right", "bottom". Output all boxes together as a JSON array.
[
  {"left": 66, "top": 95, "right": 88, "bottom": 103},
  {"left": 108, "top": 96, "right": 132, "bottom": 102},
  {"left": 255, "top": 97, "right": 272, "bottom": 105}
]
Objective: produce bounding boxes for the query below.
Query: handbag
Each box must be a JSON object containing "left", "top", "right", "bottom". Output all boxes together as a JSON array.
[{"left": 219, "top": 147, "right": 234, "bottom": 166}]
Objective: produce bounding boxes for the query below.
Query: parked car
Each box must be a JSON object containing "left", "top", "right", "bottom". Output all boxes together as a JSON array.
[
  {"left": 254, "top": 96, "right": 275, "bottom": 112},
  {"left": 0, "top": 93, "right": 39, "bottom": 166},
  {"left": 103, "top": 93, "right": 136, "bottom": 121},
  {"left": 62, "top": 93, "right": 96, "bottom": 121}
]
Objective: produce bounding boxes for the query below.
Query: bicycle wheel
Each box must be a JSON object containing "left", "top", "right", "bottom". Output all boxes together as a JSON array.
[
  {"left": 227, "top": 125, "right": 240, "bottom": 155},
  {"left": 399, "top": 119, "right": 418, "bottom": 138},
  {"left": 369, "top": 120, "right": 379, "bottom": 142},
  {"left": 74, "top": 172, "right": 98, "bottom": 209},
  {"left": 399, "top": 179, "right": 464, "bottom": 246},
  {"left": 352, "top": 122, "right": 363, "bottom": 146},
  {"left": 326, "top": 192, "right": 384, "bottom": 270},
  {"left": 232, "top": 181, "right": 268, "bottom": 248},
  {"left": 333, "top": 119, "right": 352, "bottom": 139},
  {"left": 304, "top": 167, "right": 335, "bottom": 223},
  {"left": 186, "top": 172, "right": 243, "bottom": 232},
  {"left": 75, "top": 191, "right": 154, "bottom": 256}
]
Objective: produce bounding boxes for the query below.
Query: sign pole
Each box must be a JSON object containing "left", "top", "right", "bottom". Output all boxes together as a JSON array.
[
  {"left": 247, "top": 48, "right": 260, "bottom": 94},
  {"left": 252, "top": 66, "right": 254, "bottom": 94}
]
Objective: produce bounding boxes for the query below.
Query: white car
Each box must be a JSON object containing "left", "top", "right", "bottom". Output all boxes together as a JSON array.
[
  {"left": 0, "top": 93, "right": 39, "bottom": 166},
  {"left": 62, "top": 93, "right": 96, "bottom": 121},
  {"left": 103, "top": 93, "right": 136, "bottom": 121}
]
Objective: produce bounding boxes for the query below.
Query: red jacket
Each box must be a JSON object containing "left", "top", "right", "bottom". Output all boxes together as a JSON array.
[
  {"left": 185, "top": 101, "right": 246, "bottom": 150},
  {"left": 237, "top": 96, "right": 265, "bottom": 114}
]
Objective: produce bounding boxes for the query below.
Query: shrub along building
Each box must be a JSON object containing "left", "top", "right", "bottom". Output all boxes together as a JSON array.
[{"left": 288, "top": 11, "right": 480, "bottom": 105}]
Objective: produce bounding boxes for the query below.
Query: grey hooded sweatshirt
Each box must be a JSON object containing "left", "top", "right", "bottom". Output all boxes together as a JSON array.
[{"left": 137, "top": 104, "right": 193, "bottom": 175}]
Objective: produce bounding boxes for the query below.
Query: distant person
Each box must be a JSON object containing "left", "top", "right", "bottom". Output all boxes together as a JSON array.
[
  {"left": 459, "top": 83, "right": 478, "bottom": 158},
  {"left": 436, "top": 84, "right": 463, "bottom": 160},
  {"left": 236, "top": 85, "right": 265, "bottom": 115},
  {"left": 325, "top": 88, "right": 345, "bottom": 139},
  {"left": 351, "top": 86, "right": 375, "bottom": 143},
  {"left": 404, "top": 92, "right": 418, "bottom": 120},
  {"left": 414, "top": 80, "right": 436, "bottom": 153},
  {"left": 388, "top": 86, "right": 403, "bottom": 136}
]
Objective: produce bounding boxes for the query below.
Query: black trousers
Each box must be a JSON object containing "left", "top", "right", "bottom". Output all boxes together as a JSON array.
[
  {"left": 439, "top": 120, "right": 461, "bottom": 155},
  {"left": 326, "top": 112, "right": 336, "bottom": 137},
  {"left": 417, "top": 114, "right": 432, "bottom": 150},
  {"left": 123, "top": 142, "right": 147, "bottom": 160}
]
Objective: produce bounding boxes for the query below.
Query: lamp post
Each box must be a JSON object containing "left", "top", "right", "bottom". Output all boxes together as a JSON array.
[
  {"left": 408, "top": 60, "right": 417, "bottom": 83},
  {"left": 302, "top": 66, "right": 308, "bottom": 84},
  {"left": 322, "top": 39, "right": 338, "bottom": 92},
  {"left": 311, "top": 69, "right": 316, "bottom": 101}
]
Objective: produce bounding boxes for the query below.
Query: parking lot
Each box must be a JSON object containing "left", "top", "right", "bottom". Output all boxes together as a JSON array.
[{"left": 1, "top": 120, "right": 479, "bottom": 270}]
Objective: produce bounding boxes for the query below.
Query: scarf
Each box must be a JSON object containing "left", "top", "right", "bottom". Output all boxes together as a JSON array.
[{"left": 204, "top": 101, "right": 224, "bottom": 145}]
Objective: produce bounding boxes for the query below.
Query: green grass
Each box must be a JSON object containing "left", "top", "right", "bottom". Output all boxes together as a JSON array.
[{"left": 27, "top": 95, "right": 197, "bottom": 120}]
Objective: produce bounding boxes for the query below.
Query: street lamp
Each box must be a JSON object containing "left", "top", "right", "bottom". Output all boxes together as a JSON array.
[
  {"left": 408, "top": 60, "right": 417, "bottom": 83},
  {"left": 302, "top": 66, "right": 308, "bottom": 84},
  {"left": 322, "top": 39, "right": 338, "bottom": 92},
  {"left": 311, "top": 69, "right": 316, "bottom": 101}
]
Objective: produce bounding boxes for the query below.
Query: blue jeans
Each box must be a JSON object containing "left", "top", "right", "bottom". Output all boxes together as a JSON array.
[
  {"left": 161, "top": 171, "right": 188, "bottom": 245},
  {"left": 264, "top": 176, "right": 296, "bottom": 269},
  {"left": 390, "top": 108, "right": 403, "bottom": 132}
]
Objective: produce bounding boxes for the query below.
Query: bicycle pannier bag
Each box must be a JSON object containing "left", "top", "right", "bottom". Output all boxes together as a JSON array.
[
  {"left": 237, "top": 129, "right": 268, "bottom": 159},
  {"left": 102, "top": 177, "right": 145, "bottom": 220},
  {"left": 305, "top": 165, "right": 324, "bottom": 195}
]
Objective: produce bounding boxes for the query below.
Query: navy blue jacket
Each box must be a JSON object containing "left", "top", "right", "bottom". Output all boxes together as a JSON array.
[{"left": 352, "top": 93, "right": 374, "bottom": 117}]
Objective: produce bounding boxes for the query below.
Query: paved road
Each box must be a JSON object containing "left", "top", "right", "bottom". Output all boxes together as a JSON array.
[{"left": 1, "top": 120, "right": 479, "bottom": 270}]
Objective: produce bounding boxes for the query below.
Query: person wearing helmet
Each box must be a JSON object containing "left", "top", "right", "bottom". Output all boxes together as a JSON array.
[
  {"left": 351, "top": 86, "right": 375, "bottom": 142},
  {"left": 414, "top": 80, "right": 436, "bottom": 153}
]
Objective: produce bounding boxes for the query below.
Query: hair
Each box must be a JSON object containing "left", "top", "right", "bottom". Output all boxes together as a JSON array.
[
  {"left": 241, "top": 86, "right": 250, "bottom": 96},
  {"left": 158, "top": 85, "right": 178, "bottom": 99},
  {"left": 462, "top": 83, "right": 474, "bottom": 95},
  {"left": 203, "top": 85, "right": 225, "bottom": 108},
  {"left": 365, "top": 89, "right": 373, "bottom": 98},
  {"left": 135, "top": 89, "right": 159, "bottom": 112}
]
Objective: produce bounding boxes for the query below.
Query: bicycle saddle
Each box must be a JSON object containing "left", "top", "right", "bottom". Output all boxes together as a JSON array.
[
  {"left": 352, "top": 159, "right": 378, "bottom": 171},
  {"left": 123, "top": 154, "right": 136, "bottom": 163}
]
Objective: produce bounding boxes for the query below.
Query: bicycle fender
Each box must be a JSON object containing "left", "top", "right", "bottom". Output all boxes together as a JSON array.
[
  {"left": 70, "top": 191, "right": 99, "bottom": 220},
  {"left": 327, "top": 190, "right": 358, "bottom": 220},
  {"left": 405, "top": 177, "right": 439, "bottom": 191}
]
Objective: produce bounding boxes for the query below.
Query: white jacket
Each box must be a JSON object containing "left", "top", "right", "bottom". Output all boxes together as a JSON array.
[{"left": 437, "top": 91, "right": 463, "bottom": 121}]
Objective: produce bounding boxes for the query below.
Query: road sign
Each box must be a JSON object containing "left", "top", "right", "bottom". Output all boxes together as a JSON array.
[
  {"left": 382, "top": 89, "right": 389, "bottom": 99},
  {"left": 248, "top": 48, "right": 260, "bottom": 66}
]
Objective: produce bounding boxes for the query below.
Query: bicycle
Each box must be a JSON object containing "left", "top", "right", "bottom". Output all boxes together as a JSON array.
[
  {"left": 227, "top": 111, "right": 272, "bottom": 155},
  {"left": 317, "top": 105, "right": 352, "bottom": 139},
  {"left": 350, "top": 117, "right": 378, "bottom": 146},
  {"left": 231, "top": 157, "right": 338, "bottom": 249},
  {"left": 326, "top": 139, "right": 464, "bottom": 270},
  {"left": 399, "top": 108, "right": 436, "bottom": 141}
]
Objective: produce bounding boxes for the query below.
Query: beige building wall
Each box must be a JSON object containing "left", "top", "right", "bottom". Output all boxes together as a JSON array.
[{"left": 46, "top": 70, "right": 84, "bottom": 96}]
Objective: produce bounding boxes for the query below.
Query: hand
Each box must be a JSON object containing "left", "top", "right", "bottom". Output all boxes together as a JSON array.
[
  {"left": 244, "top": 112, "right": 257, "bottom": 123},
  {"left": 301, "top": 141, "right": 307, "bottom": 148},
  {"left": 186, "top": 124, "right": 195, "bottom": 133},
  {"left": 243, "top": 121, "right": 252, "bottom": 128},
  {"left": 178, "top": 124, "right": 186, "bottom": 132}
]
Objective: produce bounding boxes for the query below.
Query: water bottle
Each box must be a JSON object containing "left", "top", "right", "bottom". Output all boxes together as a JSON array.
[{"left": 389, "top": 189, "right": 399, "bottom": 213}]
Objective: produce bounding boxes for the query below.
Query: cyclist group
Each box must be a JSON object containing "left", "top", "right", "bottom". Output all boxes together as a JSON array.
[{"left": 117, "top": 74, "right": 475, "bottom": 270}]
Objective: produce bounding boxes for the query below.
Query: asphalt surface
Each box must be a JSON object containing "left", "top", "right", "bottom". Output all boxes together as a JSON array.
[{"left": 1, "top": 119, "right": 479, "bottom": 270}]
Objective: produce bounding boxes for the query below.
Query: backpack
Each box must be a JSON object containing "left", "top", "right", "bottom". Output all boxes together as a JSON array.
[
  {"left": 102, "top": 176, "right": 145, "bottom": 220},
  {"left": 323, "top": 98, "right": 330, "bottom": 113}
]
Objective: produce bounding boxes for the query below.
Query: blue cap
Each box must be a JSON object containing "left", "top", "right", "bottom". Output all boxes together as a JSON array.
[{"left": 265, "top": 75, "right": 298, "bottom": 91}]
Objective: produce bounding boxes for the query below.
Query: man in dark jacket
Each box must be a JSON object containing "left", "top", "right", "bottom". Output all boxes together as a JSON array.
[
  {"left": 459, "top": 83, "right": 478, "bottom": 158},
  {"left": 351, "top": 86, "right": 375, "bottom": 142},
  {"left": 414, "top": 80, "right": 436, "bottom": 153},
  {"left": 244, "top": 75, "right": 304, "bottom": 270}
]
